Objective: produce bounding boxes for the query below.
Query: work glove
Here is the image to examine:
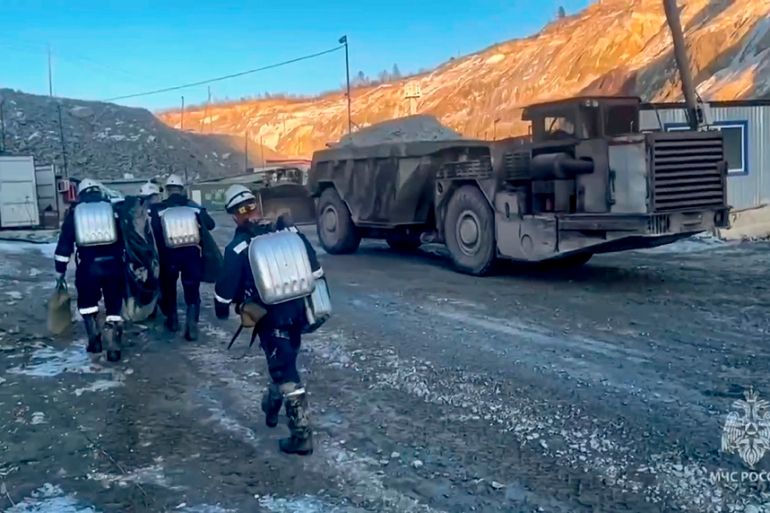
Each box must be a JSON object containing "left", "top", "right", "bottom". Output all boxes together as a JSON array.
[{"left": 236, "top": 301, "right": 266, "bottom": 328}]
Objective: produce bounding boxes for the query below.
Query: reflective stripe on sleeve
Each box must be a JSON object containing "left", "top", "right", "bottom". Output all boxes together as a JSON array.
[
  {"left": 79, "top": 306, "right": 99, "bottom": 315},
  {"left": 55, "top": 255, "right": 70, "bottom": 263},
  {"left": 215, "top": 293, "right": 231, "bottom": 304}
]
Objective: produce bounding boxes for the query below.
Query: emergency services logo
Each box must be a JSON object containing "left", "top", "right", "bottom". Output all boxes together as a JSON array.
[{"left": 721, "top": 388, "right": 770, "bottom": 468}]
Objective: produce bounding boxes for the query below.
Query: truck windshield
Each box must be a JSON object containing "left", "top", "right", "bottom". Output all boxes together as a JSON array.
[{"left": 604, "top": 105, "right": 639, "bottom": 135}]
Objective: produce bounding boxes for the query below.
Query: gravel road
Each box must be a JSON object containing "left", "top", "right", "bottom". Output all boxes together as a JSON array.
[{"left": 0, "top": 218, "right": 768, "bottom": 513}]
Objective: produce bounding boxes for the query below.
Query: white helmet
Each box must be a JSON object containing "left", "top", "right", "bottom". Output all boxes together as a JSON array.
[
  {"left": 139, "top": 181, "right": 160, "bottom": 197},
  {"left": 77, "top": 178, "right": 101, "bottom": 195},
  {"left": 165, "top": 174, "right": 184, "bottom": 188},
  {"left": 225, "top": 184, "right": 257, "bottom": 212}
]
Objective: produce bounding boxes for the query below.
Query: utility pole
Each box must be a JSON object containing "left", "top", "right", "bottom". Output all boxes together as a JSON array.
[
  {"left": 0, "top": 98, "right": 6, "bottom": 153},
  {"left": 260, "top": 136, "right": 265, "bottom": 165},
  {"left": 244, "top": 130, "right": 249, "bottom": 172},
  {"left": 56, "top": 103, "right": 68, "bottom": 177},
  {"left": 204, "top": 86, "right": 212, "bottom": 133},
  {"left": 339, "top": 35, "right": 352, "bottom": 134},
  {"left": 47, "top": 44, "right": 53, "bottom": 96},
  {"left": 180, "top": 96, "right": 185, "bottom": 130}
]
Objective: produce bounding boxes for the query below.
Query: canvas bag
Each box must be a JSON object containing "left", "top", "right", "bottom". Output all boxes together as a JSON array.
[{"left": 47, "top": 276, "right": 72, "bottom": 335}]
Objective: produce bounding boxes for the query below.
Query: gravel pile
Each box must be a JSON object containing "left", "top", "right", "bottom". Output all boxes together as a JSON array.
[
  {"left": 0, "top": 88, "right": 245, "bottom": 181},
  {"left": 337, "top": 114, "right": 462, "bottom": 147}
]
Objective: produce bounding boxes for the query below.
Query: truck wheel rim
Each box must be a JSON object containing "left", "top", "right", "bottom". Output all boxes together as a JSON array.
[
  {"left": 457, "top": 211, "right": 481, "bottom": 255},
  {"left": 322, "top": 205, "right": 338, "bottom": 234}
]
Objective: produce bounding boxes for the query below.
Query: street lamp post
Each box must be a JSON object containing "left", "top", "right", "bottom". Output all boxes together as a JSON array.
[{"left": 339, "top": 35, "right": 352, "bottom": 135}]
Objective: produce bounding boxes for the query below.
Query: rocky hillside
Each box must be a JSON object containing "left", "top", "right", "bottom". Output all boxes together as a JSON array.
[
  {"left": 157, "top": 0, "right": 770, "bottom": 158},
  {"left": 0, "top": 88, "right": 257, "bottom": 181}
]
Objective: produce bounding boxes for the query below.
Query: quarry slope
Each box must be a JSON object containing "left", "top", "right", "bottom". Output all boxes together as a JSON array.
[{"left": 157, "top": 0, "right": 770, "bottom": 159}]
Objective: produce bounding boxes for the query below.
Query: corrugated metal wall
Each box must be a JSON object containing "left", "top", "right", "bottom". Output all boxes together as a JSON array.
[{"left": 640, "top": 105, "right": 770, "bottom": 210}]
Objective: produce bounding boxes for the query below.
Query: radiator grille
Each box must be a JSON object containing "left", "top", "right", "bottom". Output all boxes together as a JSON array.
[
  {"left": 650, "top": 132, "right": 726, "bottom": 212},
  {"left": 503, "top": 151, "right": 531, "bottom": 180}
]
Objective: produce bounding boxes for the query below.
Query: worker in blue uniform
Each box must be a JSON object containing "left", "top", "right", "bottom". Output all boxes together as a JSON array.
[
  {"left": 214, "top": 184, "right": 322, "bottom": 455},
  {"left": 150, "top": 174, "right": 215, "bottom": 341},
  {"left": 54, "top": 178, "right": 125, "bottom": 362}
]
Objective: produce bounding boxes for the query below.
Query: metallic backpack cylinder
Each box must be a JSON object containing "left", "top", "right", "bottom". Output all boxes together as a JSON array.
[
  {"left": 305, "top": 274, "right": 332, "bottom": 331},
  {"left": 74, "top": 202, "right": 118, "bottom": 247},
  {"left": 160, "top": 206, "right": 201, "bottom": 248},
  {"left": 248, "top": 229, "right": 315, "bottom": 305}
]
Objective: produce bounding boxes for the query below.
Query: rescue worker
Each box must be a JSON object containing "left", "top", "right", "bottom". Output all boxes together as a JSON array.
[
  {"left": 214, "top": 184, "right": 321, "bottom": 455},
  {"left": 150, "top": 174, "right": 215, "bottom": 341},
  {"left": 138, "top": 181, "right": 161, "bottom": 208},
  {"left": 54, "top": 178, "right": 125, "bottom": 362}
]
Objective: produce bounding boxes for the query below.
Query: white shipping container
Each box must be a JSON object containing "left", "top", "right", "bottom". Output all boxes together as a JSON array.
[{"left": 0, "top": 156, "right": 41, "bottom": 228}]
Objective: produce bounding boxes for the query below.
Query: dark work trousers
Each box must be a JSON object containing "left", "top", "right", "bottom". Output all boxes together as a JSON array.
[
  {"left": 258, "top": 322, "right": 303, "bottom": 385},
  {"left": 159, "top": 247, "right": 203, "bottom": 314},
  {"left": 75, "top": 256, "right": 125, "bottom": 319}
]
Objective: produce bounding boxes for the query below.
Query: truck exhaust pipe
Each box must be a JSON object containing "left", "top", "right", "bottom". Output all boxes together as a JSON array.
[
  {"left": 530, "top": 153, "right": 594, "bottom": 180},
  {"left": 663, "top": 0, "right": 702, "bottom": 131}
]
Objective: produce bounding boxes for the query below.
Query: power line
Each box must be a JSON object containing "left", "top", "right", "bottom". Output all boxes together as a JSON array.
[
  {"left": 103, "top": 44, "right": 345, "bottom": 102},
  {"left": 0, "top": 40, "right": 157, "bottom": 91}
]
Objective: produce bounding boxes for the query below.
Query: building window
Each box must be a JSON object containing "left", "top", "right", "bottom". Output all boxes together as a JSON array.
[{"left": 664, "top": 120, "right": 748, "bottom": 175}]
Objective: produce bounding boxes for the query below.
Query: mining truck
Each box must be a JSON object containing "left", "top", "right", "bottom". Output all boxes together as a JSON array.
[{"left": 306, "top": 0, "right": 731, "bottom": 275}]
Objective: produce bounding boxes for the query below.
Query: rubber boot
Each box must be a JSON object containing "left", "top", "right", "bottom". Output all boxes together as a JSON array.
[
  {"left": 261, "top": 384, "right": 283, "bottom": 428},
  {"left": 184, "top": 303, "right": 199, "bottom": 341},
  {"left": 104, "top": 321, "right": 122, "bottom": 362},
  {"left": 165, "top": 308, "right": 179, "bottom": 333},
  {"left": 278, "top": 383, "right": 313, "bottom": 455},
  {"left": 83, "top": 314, "right": 102, "bottom": 354}
]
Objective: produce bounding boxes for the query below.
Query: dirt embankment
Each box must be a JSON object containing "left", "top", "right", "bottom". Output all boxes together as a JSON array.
[{"left": 156, "top": 0, "right": 770, "bottom": 158}]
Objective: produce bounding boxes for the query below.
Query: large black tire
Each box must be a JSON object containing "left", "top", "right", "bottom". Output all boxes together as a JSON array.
[
  {"left": 443, "top": 185, "right": 496, "bottom": 275},
  {"left": 386, "top": 232, "right": 422, "bottom": 252},
  {"left": 316, "top": 187, "right": 361, "bottom": 254}
]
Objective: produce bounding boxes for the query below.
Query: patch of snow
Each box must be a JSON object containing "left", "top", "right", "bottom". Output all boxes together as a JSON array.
[
  {"left": 5, "top": 291, "right": 22, "bottom": 300},
  {"left": 5, "top": 483, "right": 99, "bottom": 513},
  {"left": 73, "top": 379, "right": 124, "bottom": 397},
  {"left": 8, "top": 343, "right": 95, "bottom": 377},
  {"left": 88, "top": 464, "right": 182, "bottom": 491},
  {"left": 259, "top": 495, "right": 363, "bottom": 513},
  {"left": 201, "top": 403, "right": 262, "bottom": 446},
  {"left": 0, "top": 242, "right": 56, "bottom": 258},
  {"left": 200, "top": 324, "right": 232, "bottom": 340},
  {"left": 7, "top": 342, "right": 121, "bottom": 387},
  {"left": 636, "top": 233, "right": 726, "bottom": 254},
  {"left": 177, "top": 506, "right": 236, "bottom": 513},
  {"left": 30, "top": 411, "right": 46, "bottom": 425}
]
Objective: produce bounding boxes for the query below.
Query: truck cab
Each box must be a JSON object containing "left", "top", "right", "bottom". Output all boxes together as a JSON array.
[{"left": 524, "top": 96, "right": 641, "bottom": 142}]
